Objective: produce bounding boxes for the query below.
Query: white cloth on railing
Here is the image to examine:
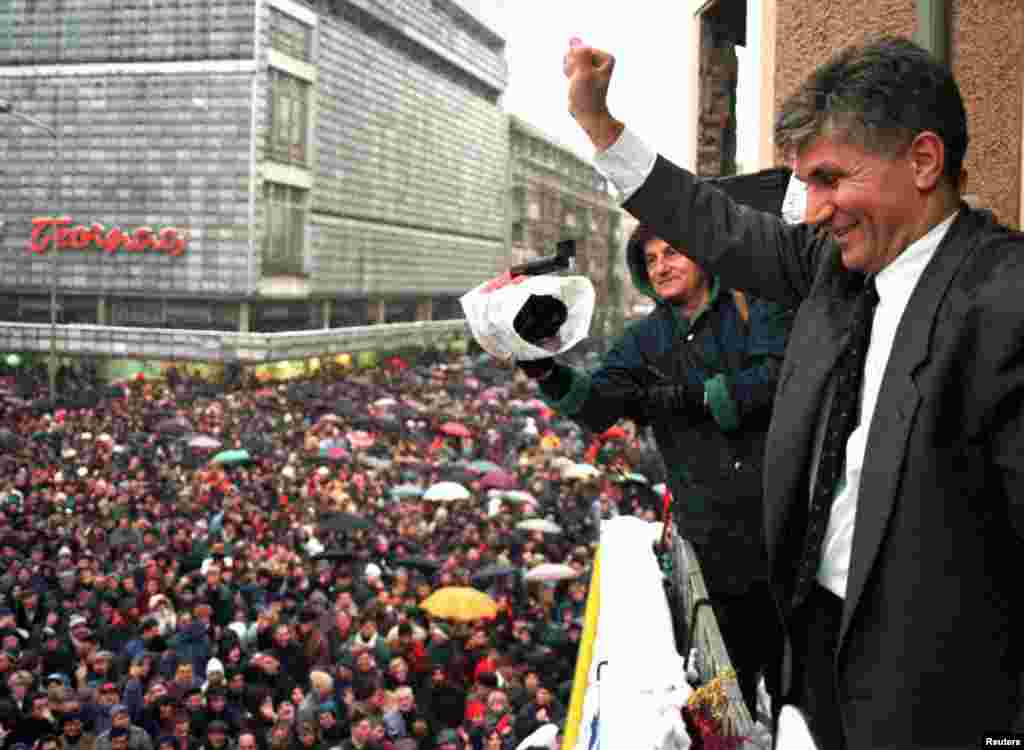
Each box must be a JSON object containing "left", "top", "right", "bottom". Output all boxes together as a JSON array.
[{"left": 578, "top": 516, "right": 692, "bottom": 750}]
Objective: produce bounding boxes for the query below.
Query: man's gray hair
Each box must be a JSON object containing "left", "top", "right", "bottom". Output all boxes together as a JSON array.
[{"left": 775, "top": 35, "right": 968, "bottom": 186}]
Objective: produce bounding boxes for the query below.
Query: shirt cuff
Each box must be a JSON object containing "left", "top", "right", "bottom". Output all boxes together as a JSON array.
[{"left": 592, "top": 126, "right": 657, "bottom": 203}]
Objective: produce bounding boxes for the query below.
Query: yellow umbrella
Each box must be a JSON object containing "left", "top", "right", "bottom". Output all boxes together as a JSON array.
[{"left": 420, "top": 586, "right": 498, "bottom": 622}]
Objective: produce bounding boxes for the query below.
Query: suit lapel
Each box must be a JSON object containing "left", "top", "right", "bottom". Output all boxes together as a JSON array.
[
  {"left": 764, "top": 282, "right": 852, "bottom": 568},
  {"left": 839, "top": 208, "right": 979, "bottom": 649}
]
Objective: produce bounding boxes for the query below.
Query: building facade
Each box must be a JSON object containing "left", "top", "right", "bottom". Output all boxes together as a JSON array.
[
  {"left": 506, "top": 115, "right": 626, "bottom": 343},
  {"left": 0, "top": 0, "right": 509, "bottom": 335}
]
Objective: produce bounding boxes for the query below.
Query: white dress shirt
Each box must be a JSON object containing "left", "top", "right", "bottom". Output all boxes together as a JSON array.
[{"left": 594, "top": 126, "right": 958, "bottom": 598}]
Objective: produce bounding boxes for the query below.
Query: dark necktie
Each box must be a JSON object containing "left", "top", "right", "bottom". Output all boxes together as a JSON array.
[{"left": 790, "top": 277, "right": 879, "bottom": 610}]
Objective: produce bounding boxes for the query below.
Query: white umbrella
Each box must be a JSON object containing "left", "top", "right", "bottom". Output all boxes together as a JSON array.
[
  {"left": 524, "top": 562, "right": 578, "bottom": 583},
  {"left": 562, "top": 462, "right": 601, "bottom": 481},
  {"left": 373, "top": 397, "right": 398, "bottom": 407},
  {"left": 516, "top": 518, "right": 564, "bottom": 535},
  {"left": 424, "top": 481, "right": 471, "bottom": 502},
  {"left": 495, "top": 489, "right": 538, "bottom": 506},
  {"left": 189, "top": 435, "right": 222, "bottom": 450},
  {"left": 515, "top": 724, "right": 559, "bottom": 750},
  {"left": 548, "top": 456, "right": 574, "bottom": 471}
]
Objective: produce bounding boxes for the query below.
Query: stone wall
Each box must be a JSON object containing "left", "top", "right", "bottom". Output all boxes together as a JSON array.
[{"left": 696, "top": 19, "right": 738, "bottom": 178}]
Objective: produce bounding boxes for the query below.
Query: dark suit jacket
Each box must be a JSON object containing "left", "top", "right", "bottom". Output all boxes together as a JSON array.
[{"left": 627, "top": 155, "right": 1024, "bottom": 749}]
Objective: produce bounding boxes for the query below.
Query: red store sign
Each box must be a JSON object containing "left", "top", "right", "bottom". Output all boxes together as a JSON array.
[{"left": 29, "top": 216, "right": 189, "bottom": 257}]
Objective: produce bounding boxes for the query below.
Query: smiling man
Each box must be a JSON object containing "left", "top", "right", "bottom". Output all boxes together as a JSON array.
[{"left": 564, "top": 34, "right": 1024, "bottom": 750}]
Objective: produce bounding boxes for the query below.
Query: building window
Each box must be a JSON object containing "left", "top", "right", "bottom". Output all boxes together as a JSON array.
[
  {"left": 269, "top": 68, "right": 309, "bottom": 165},
  {"left": 262, "top": 182, "right": 307, "bottom": 275},
  {"left": 269, "top": 8, "right": 312, "bottom": 61},
  {"left": 510, "top": 221, "right": 524, "bottom": 243}
]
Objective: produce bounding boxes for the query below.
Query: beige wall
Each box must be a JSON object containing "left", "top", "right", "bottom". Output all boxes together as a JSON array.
[
  {"left": 772, "top": 0, "right": 917, "bottom": 125},
  {"left": 949, "top": 0, "right": 1024, "bottom": 227}
]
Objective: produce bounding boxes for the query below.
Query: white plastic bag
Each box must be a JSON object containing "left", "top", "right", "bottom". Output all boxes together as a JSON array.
[{"left": 460, "top": 273, "right": 595, "bottom": 362}]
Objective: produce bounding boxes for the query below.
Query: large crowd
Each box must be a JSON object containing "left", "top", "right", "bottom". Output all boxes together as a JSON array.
[{"left": 0, "top": 350, "right": 668, "bottom": 750}]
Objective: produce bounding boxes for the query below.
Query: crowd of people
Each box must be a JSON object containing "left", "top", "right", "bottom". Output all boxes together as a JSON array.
[{"left": 0, "top": 350, "right": 669, "bottom": 750}]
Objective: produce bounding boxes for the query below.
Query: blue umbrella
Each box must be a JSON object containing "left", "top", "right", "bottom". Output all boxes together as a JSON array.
[
  {"left": 389, "top": 484, "right": 425, "bottom": 499},
  {"left": 211, "top": 449, "right": 251, "bottom": 465}
]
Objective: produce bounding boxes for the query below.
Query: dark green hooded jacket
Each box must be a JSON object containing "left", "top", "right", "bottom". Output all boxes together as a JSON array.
[{"left": 537, "top": 238, "right": 793, "bottom": 595}]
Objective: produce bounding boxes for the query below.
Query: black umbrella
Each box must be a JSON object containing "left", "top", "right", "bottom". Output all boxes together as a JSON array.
[
  {"left": 155, "top": 417, "right": 191, "bottom": 435},
  {"left": 0, "top": 429, "right": 18, "bottom": 450},
  {"left": 334, "top": 401, "right": 360, "bottom": 418},
  {"left": 319, "top": 512, "right": 375, "bottom": 534},
  {"left": 109, "top": 528, "right": 142, "bottom": 548},
  {"left": 392, "top": 556, "right": 441, "bottom": 576},
  {"left": 193, "top": 383, "right": 221, "bottom": 399},
  {"left": 471, "top": 563, "right": 519, "bottom": 586},
  {"left": 314, "top": 549, "right": 358, "bottom": 564}
]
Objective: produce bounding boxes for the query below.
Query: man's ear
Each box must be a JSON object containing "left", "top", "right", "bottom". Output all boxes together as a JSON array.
[{"left": 908, "top": 131, "right": 946, "bottom": 191}]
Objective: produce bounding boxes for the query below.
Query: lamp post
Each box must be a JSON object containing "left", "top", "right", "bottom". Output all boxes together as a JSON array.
[{"left": 0, "top": 98, "right": 60, "bottom": 400}]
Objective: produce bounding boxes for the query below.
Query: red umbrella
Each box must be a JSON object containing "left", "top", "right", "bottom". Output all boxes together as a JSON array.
[
  {"left": 480, "top": 470, "right": 519, "bottom": 491},
  {"left": 440, "top": 422, "right": 472, "bottom": 438},
  {"left": 347, "top": 431, "right": 375, "bottom": 450},
  {"left": 601, "top": 425, "right": 628, "bottom": 440}
]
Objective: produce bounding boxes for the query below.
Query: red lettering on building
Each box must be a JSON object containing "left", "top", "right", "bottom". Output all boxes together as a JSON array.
[{"left": 29, "top": 217, "right": 188, "bottom": 257}]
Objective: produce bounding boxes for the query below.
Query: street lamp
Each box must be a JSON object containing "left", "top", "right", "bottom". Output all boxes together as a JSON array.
[{"left": 0, "top": 98, "right": 60, "bottom": 400}]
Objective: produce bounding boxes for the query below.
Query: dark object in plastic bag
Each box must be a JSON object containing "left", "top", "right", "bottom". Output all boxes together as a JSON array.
[
  {"left": 514, "top": 294, "right": 568, "bottom": 345},
  {"left": 509, "top": 239, "right": 576, "bottom": 277}
]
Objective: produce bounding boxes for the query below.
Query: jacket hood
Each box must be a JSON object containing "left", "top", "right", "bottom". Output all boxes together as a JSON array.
[{"left": 626, "top": 229, "right": 659, "bottom": 301}]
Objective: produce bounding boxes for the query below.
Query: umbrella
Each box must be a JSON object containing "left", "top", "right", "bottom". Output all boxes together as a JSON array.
[
  {"left": 471, "top": 563, "right": 520, "bottom": 586},
  {"left": 494, "top": 489, "right": 538, "bottom": 506},
  {"left": 319, "top": 512, "right": 375, "bottom": 533},
  {"left": 420, "top": 586, "right": 498, "bottom": 622},
  {"left": 439, "top": 421, "right": 472, "bottom": 438},
  {"left": 393, "top": 556, "right": 441, "bottom": 575},
  {"left": 324, "top": 446, "right": 351, "bottom": 462},
  {"left": 109, "top": 528, "right": 142, "bottom": 548},
  {"left": 313, "top": 549, "right": 358, "bottom": 564},
  {"left": 516, "top": 518, "right": 564, "bottom": 535},
  {"left": 389, "top": 484, "right": 424, "bottom": 499},
  {"left": 373, "top": 397, "right": 398, "bottom": 407},
  {"left": 480, "top": 470, "right": 519, "bottom": 491},
  {"left": 210, "top": 449, "right": 251, "bottom": 465},
  {"left": 346, "top": 431, "right": 375, "bottom": 450},
  {"left": 188, "top": 435, "right": 222, "bottom": 450},
  {"left": 359, "top": 454, "right": 392, "bottom": 470},
  {"left": 612, "top": 471, "right": 649, "bottom": 485},
  {"left": 155, "top": 417, "right": 192, "bottom": 434},
  {"left": 469, "top": 459, "right": 503, "bottom": 475},
  {"left": 423, "top": 481, "right": 471, "bottom": 503},
  {"left": 524, "top": 563, "right": 579, "bottom": 583},
  {"left": 0, "top": 429, "right": 18, "bottom": 450},
  {"left": 562, "top": 463, "right": 601, "bottom": 481}
]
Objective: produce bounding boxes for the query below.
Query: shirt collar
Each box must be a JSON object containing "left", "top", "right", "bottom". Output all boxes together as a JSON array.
[
  {"left": 671, "top": 275, "right": 720, "bottom": 332},
  {"left": 874, "top": 211, "right": 958, "bottom": 301}
]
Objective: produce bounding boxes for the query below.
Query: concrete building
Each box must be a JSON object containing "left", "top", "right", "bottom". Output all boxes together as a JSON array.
[
  {"left": 506, "top": 115, "right": 626, "bottom": 343},
  {"left": 682, "top": 0, "right": 1024, "bottom": 227},
  {"left": 0, "top": 0, "right": 509, "bottom": 339}
]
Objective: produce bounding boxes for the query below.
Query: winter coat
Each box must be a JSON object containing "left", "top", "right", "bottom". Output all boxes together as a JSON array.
[
  {"left": 95, "top": 724, "right": 154, "bottom": 750},
  {"left": 539, "top": 250, "right": 792, "bottom": 596}
]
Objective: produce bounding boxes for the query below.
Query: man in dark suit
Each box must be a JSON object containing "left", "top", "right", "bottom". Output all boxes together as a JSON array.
[{"left": 563, "top": 35, "right": 1024, "bottom": 749}]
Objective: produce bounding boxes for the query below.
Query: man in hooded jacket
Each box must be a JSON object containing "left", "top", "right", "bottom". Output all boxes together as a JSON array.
[{"left": 519, "top": 172, "right": 793, "bottom": 712}]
